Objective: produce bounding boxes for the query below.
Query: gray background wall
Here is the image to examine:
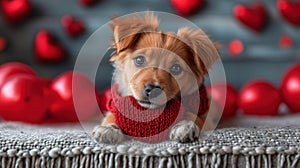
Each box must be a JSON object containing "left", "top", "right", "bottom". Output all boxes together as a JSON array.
[{"left": 0, "top": 0, "right": 299, "bottom": 91}]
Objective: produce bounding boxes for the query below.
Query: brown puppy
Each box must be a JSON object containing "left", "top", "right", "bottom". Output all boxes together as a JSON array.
[{"left": 93, "top": 13, "right": 219, "bottom": 143}]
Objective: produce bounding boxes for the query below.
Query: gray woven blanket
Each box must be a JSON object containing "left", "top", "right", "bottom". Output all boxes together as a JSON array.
[{"left": 1, "top": 116, "right": 300, "bottom": 168}]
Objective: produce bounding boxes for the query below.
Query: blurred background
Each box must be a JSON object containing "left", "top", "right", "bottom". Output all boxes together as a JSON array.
[{"left": 0, "top": 0, "right": 299, "bottom": 91}]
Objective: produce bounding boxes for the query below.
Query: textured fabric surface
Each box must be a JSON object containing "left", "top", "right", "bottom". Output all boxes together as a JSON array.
[
  {"left": 1, "top": 119, "right": 300, "bottom": 167},
  {"left": 98, "top": 84, "right": 209, "bottom": 143}
]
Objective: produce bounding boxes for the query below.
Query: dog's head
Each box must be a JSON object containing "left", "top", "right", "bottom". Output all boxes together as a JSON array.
[{"left": 110, "top": 13, "right": 219, "bottom": 109}]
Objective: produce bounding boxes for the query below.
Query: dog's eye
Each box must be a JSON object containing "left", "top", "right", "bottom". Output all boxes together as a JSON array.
[
  {"left": 170, "top": 64, "right": 182, "bottom": 75},
  {"left": 134, "top": 56, "right": 146, "bottom": 67}
]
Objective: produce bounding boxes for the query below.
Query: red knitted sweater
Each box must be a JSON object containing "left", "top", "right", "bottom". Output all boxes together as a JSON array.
[{"left": 98, "top": 84, "right": 209, "bottom": 143}]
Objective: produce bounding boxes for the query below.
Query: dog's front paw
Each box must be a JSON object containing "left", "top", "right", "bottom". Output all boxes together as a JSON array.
[
  {"left": 92, "top": 125, "right": 124, "bottom": 144},
  {"left": 169, "top": 120, "right": 201, "bottom": 143}
]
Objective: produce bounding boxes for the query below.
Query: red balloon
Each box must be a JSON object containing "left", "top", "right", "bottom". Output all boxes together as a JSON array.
[
  {"left": 49, "top": 71, "right": 98, "bottom": 122},
  {"left": 0, "top": 62, "right": 37, "bottom": 87},
  {"left": 0, "top": 74, "right": 46, "bottom": 123},
  {"left": 0, "top": 0, "right": 32, "bottom": 25},
  {"left": 238, "top": 80, "right": 281, "bottom": 116},
  {"left": 281, "top": 64, "right": 300, "bottom": 112},
  {"left": 208, "top": 83, "right": 238, "bottom": 119},
  {"left": 170, "top": 0, "right": 204, "bottom": 16},
  {"left": 35, "top": 30, "right": 66, "bottom": 63}
]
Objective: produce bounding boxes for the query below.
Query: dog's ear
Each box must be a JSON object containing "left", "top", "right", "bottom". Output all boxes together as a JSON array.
[
  {"left": 177, "top": 27, "right": 220, "bottom": 75},
  {"left": 110, "top": 13, "right": 159, "bottom": 61}
]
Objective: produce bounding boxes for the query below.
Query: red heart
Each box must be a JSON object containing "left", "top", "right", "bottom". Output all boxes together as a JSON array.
[
  {"left": 170, "top": 0, "right": 204, "bottom": 16},
  {"left": 233, "top": 2, "right": 267, "bottom": 32},
  {"left": 0, "top": 0, "right": 31, "bottom": 25},
  {"left": 277, "top": 0, "right": 300, "bottom": 26},
  {"left": 61, "top": 15, "right": 85, "bottom": 37},
  {"left": 35, "top": 30, "right": 66, "bottom": 63}
]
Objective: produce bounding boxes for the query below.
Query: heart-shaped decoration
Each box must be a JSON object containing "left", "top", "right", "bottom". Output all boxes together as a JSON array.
[
  {"left": 61, "top": 15, "right": 85, "bottom": 37},
  {"left": 170, "top": 0, "right": 204, "bottom": 16},
  {"left": 0, "top": 0, "right": 31, "bottom": 25},
  {"left": 233, "top": 2, "right": 267, "bottom": 32},
  {"left": 35, "top": 30, "right": 66, "bottom": 63},
  {"left": 277, "top": 0, "right": 300, "bottom": 26}
]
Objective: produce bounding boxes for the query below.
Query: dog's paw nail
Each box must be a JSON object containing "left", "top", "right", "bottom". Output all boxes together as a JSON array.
[
  {"left": 169, "top": 120, "right": 200, "bottom": 143},
  {"left": 92, "top": 125, "right": 124, "bottom": 144}
]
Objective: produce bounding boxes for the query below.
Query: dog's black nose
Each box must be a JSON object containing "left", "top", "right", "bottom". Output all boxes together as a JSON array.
[{"left": 144, "top": 84, "right": 162, "bottom": 98}]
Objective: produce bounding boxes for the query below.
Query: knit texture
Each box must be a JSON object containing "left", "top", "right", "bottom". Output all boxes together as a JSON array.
[
  {"left": 98, "top": 84, "right": 209, "bottom": 143},
  {"left": 2, "top": 121, "right": 300, "bottom": 167}
]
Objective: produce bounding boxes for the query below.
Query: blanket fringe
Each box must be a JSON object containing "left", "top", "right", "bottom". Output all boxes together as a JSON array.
[{"left": 1, "top": 153, "right": 300, "bottom": 167}]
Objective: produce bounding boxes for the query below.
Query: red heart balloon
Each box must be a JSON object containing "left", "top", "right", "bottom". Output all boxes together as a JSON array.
[
  {"left": 277, "top": 0, "right": 300, "bottom": 26},
  {"left": 233, "top": 2, "right": 267, "bottom": 32},
  {"left": 238, "top": 80, "right": 282, "bottom": 116},
  {"left": 281, "top": 64, "right": 300, "bottom": 112},
  {"left": 61, "top": 15, "right": 85, "bottom": 37},
  {"left": 49, "top": 71, "right": 98, "bottom": 122},
  {"left": 0, "top": 62, "right": 36, "bottom": 87},
  {"left": 35, "top": 30, "right": 66, "bottom": 63},
  {"left": 170, "top": 0, "right": 204, "bottom": 16},
  {"left": 208, "top": 83, "right": 238, "bottom": 119},
  {"left": 0, "top": 0, "right": 31, "bottom": 25},
  {"left": 0, "top": 74, "right": 47, "bottom": 123}
]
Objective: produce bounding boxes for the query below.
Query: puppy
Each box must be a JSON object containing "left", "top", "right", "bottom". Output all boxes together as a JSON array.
[{"left": 93, "top": 13, "right": 219, "bottom": 143}]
